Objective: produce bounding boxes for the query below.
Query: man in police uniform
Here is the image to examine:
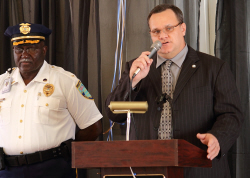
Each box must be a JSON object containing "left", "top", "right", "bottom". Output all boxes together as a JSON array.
[{"left": 0, "top": 22, "right": 103, "bottom": 177}]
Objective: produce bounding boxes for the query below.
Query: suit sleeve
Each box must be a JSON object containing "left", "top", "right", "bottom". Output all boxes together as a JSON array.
[
  {"left": 105, "top": 60, "right": 141, "bottom": 123},
  {"left": 208, "top": 62, "right": 244, "bottom": 157}
]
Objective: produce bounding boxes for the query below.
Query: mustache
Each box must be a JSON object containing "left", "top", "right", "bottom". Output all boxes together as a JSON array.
[{"left": 20, "top": 58, "right": 32, "bottom": 62}]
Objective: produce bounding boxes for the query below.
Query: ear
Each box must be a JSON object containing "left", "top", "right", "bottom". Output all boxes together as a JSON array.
[
  {"left": 43, "top": 46, "right": 48, "bottom": 56},
  {"left": 180, "top": 23, "right": 186, "bottom": 36}
]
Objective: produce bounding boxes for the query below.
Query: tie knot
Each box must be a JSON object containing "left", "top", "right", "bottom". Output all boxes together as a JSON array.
[{"left": 165, "top": 60, "right": 172, "bottom": 70}]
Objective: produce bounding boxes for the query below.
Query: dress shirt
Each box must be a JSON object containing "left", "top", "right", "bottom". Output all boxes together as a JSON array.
[{"left": 156, "top": 44, "right": 188, "bottom": 90}]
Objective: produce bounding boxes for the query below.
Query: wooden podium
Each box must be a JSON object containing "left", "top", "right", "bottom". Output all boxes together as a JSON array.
[{"left": 72, "top": 139, "right": 212, "bottom": 178}]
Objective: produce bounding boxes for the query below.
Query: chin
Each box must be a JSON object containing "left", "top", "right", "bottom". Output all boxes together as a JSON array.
[{"left": 159, "top": 50, "right": 172, "bottom": 55}]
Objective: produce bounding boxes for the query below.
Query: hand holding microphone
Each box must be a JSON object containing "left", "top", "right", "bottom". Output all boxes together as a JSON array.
[
  {"left": 132, "top": 40, "right": 162, "bottom": 78},
  {"left": 130, "top": 41, "right": 162, "bottom": 87}
]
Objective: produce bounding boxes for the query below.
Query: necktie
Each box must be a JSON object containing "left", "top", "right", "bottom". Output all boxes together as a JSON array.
[{"left": 158, "top": 60, "right": 173, "bottom": 140}]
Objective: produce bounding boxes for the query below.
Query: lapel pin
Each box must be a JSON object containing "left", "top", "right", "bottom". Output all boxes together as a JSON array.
[
  {"left": 43, "top": 78, "right": 47, "bottom": 82},
  {"left": 192, "top": 64, "right": 196, "bottom": 68}
]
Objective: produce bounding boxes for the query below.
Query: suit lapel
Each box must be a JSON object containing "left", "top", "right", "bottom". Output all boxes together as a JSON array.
[{"left": 173, "top": 46, "right": 200, "bottom": 103}]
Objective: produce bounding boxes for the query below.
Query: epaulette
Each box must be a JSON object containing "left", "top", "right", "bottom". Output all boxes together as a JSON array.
[
  {"left": 7, "top": 67, "right": 16, "bottom": 75},
  {"left": 50, "top": 65, "right": 76, "bottom": 78}
]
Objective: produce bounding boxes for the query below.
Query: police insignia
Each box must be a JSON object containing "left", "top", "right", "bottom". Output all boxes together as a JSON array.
[
  {"left": 43, "top": 84, "right": 55, "bottom": 97},
  {"left": 76, "top": 81, "right": 93, "bottom": 100},
  {"left": 19, "top": 23, "right": 31, "bottom": 34}
]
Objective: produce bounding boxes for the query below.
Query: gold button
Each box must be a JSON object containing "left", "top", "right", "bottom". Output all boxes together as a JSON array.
[
  {"left": 20, "top": 152, "right": 23, "bottom": 154},
  {"left": 71, "top": 75, "right": 74, "bottom": 77},
  {"left": 20, "top": 120, "right": 23, "bottom": 123},
  {"left": 21, "top": 104, "right": 24, "bottom": 107},
  {"left": 24, "top": 90, "right": 27, "bottom": 93},
  {"left": 46, "top": 103, "right": 49, "bottom": 106},
  {"left": 19, "top": 136, "right": 22, "bottom": 139}
]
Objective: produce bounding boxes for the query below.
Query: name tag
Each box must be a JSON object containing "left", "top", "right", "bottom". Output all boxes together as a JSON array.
[{"left": 2, "top": 77, "right": 12, "bottom": 94}]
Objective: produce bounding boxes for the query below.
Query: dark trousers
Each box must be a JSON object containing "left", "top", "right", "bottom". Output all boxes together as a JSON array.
[{"left": 0, "top": 157, "right": 76, "bottom": 178}]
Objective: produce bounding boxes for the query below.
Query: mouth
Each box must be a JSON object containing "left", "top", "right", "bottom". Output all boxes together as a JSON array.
[
  {"left": 20, "top": 58, "right": 32, "bottom": 63},
  {"left": 162, "top": 41, "right": 170, "bottom": 45}
]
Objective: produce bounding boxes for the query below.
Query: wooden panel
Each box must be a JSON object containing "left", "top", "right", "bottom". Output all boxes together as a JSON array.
[
  {"left": 177, "top": 140, "right": 212, "bottom": 167},
  {"left": 72, "top": 139, "right": 211, "bottom": 169},
  {"left": 72, "top": 140, "right": 178, "bottom": 168}
]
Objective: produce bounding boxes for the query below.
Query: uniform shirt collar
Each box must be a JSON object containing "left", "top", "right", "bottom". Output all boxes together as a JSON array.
[
  {"left": 156, "top": 44, "right": 188, "bottom": 68},
  {"left": 33, "top": 60, "right": 50, "bottom": 83},
  {"left": 12, "top": 60, "right": 50, "bottom": 85}
]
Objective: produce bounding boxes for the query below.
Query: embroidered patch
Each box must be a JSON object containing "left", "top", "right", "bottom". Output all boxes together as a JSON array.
[{"left": 76, "top": 81, "right": 93, "bottom": 100}]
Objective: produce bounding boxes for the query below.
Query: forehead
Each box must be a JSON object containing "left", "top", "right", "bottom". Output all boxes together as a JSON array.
[{"left": 149, "top": 9, "right": 179, "bottom": 29}]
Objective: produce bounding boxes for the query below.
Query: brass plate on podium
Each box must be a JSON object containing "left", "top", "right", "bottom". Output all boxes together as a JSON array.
[{"left": 103, "top": 174, "right": 165, "bottom": 178}]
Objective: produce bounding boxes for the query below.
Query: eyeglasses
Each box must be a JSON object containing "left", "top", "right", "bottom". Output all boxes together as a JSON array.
[
  {"left": 14, "top": 47, "right": 39, "bottom": 55},
  {"left": 149, "top": 22, "right": 183, "bottom": 37}
]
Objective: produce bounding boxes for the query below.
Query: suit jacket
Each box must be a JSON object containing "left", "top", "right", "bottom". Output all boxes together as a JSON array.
[{"left": 105, "top": 46, "right": 243, "bottom": 178}]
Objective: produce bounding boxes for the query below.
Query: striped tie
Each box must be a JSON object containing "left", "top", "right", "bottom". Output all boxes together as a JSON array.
[{"left": 158, "top": 60, "right": 173, "bottom": 140}]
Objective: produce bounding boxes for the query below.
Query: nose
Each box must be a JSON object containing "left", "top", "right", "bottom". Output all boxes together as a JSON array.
[
  {"left": 158, "top": 29, "right": 169, "bottom": 39},
  {"left": 22, "top": 49, "right": 28, "bottom": 54},
  {"left": 21, "top": 49, "right": 30, "bottom": 57}
]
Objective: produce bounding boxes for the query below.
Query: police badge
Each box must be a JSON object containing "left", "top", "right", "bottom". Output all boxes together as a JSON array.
[
  {"left": 19, "top": 23, "right": 31, "bottom": 34},
  {"left": 43, "top": 84, "right": 55, "bottom": 97}
]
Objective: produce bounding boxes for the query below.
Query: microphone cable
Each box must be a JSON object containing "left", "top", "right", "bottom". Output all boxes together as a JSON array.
[
  {"left": 107, "top": 0, "right": 126, "bottom": 141},
  {"left": 130, "top": 75, "right": 138, "bottom": 140}
]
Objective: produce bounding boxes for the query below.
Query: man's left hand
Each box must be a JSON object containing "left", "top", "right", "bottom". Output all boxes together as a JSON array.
[{"left": 196, "top": 133, "right": 220, "bottom": 160}]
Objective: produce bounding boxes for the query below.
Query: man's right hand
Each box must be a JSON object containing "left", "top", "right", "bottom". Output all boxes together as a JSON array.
[{"left": 129, "top": 51, "right": 153, "bottom": 88}]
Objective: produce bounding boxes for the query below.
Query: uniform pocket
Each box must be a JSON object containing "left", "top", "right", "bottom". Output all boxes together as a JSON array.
[
  {"left": 0, "top": 98, "right": 12, "bottom": 126},
  {"left": 34, "top": 97, "right": 60, "bottom": 125}
]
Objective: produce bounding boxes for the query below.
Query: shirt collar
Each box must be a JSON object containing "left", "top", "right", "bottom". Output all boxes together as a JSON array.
[
  {"left": 11, "top": 68, "right": 21, "bottom": 85},
  {"left": 12, "top": 60, "right": 50, "bottom": 85},
  {"left": 156, "top": 44, "right": 188, "bottom": 68},
  {"left": 33, "top": 60, "right": 50, "bottom": 83}
]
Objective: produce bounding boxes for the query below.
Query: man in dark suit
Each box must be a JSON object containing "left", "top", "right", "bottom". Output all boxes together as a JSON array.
[{"left": 105, "top": 4, "right": 244, "bottom": 178}]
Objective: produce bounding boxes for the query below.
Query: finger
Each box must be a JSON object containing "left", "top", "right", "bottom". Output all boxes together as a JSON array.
[
  {"left": 207, "top": 143, "right": 216, "bottom": 154},
  {"left": 197, "top": 134, "right": 208, "bottom": 145},
  {"left": 207, "top": 137, "right": 215, "bottom": 150},
  {"left": 207, "top": 142, "right": 220, "bottom": 160},
  {"left": 131, "top": 58, "right": 147, "bottom": 72},
  {"left": 146, "top": 59, "right": 153, "bottom": 67},
  {"left": 196, "top": 133, "right": 206, "bottom": 140},
  {"left": 141, "top": 51, "right": 151, "bottom": 56},
  {"left": 136, "top": 60, "right": 147, "bottom": 70},
  {"left": 207, "top": 136, "right": 219, "bottom": 153},
  {"left": 207, "top": 146, "right": 219, "bottom": 160},
  {"left": 140, "top": 52, "right": 151, "bottom": 63}
]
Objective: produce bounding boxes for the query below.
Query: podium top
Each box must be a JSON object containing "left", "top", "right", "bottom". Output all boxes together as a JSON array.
[{"left": 72, "top": 139, "right": 212, "bottom": 169}]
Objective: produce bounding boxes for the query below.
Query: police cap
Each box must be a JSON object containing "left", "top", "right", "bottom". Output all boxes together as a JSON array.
[{"left": 4, "top": 22, "right": 52, "bottom": 46}]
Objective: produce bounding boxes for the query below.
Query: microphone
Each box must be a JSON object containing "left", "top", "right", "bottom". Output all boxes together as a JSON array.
[
  {"left": 156, "top": 93, "right": 172, "bottom": 105},
  {"left": 132, "top": 40, "right": 162, "bottom": 78}
]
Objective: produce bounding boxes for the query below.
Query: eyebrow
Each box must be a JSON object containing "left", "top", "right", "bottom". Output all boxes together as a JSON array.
[{"left": 151, "top": 24, "right": 176, "bottom": 30}]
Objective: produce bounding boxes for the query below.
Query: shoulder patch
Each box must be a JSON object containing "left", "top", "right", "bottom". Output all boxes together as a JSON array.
[{"left": 76, "top": 80, "right": 93, "bottom": 100}]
